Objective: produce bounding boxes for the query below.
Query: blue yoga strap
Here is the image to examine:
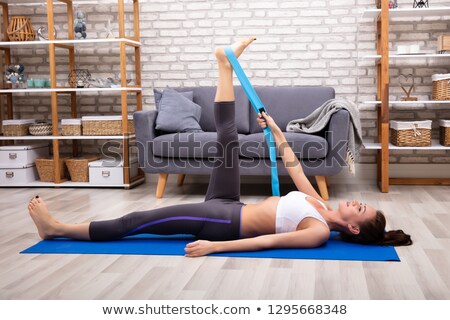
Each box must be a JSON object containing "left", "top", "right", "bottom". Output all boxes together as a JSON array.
[{"left": 224, "top": 47, "right": 280, "bottom": 196}]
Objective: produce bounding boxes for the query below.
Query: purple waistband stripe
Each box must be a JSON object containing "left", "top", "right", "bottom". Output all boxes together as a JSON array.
[{"left": 123, "top": 216, "right": 232, "bottom": 237}]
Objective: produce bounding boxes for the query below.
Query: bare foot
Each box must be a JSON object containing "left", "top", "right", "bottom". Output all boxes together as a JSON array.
[
  {"left": 214, "top": 36, "right": 257, "bottom": 66},
  {"left": 28, "top": 197, "right": 59, "bottom": 240}
]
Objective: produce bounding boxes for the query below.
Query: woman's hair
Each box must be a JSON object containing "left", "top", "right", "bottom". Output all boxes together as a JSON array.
[{"left": 340, "top": 210, "right": 412, "bottom": 246}]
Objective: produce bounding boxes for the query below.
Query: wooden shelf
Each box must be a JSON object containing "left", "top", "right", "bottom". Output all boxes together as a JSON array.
[
  {"left": 0, "top": 38, "right": 141, "bottom": 48},
  {"left": 0, "top": 134, "right": 136, "bottom": 141},
  {"left": 363, "top": 139, "right": 450, "bottom": 150},
  {"left": 363, "top": 7, "right": 450, "bottom": 19},
  {"left": 0, "top": 87, "right": 142, "bottom": 94}
]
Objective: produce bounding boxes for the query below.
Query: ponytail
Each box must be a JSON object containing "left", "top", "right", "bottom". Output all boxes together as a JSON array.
[{"left": 340, "top": 210, "right": 412, "bottom": 246}]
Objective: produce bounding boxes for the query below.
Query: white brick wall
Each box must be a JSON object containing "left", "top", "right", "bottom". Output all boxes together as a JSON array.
[{"left": 5, "top": 0, "right": 450, "bottom": 163}]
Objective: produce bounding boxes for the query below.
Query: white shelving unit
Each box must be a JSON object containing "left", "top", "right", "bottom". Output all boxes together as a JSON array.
[
  {"left": 360, "top": 2, "right": 450, "bottom": 191},
  {"left": 0, "top": 0, "right": 145, "bottom": 188}
]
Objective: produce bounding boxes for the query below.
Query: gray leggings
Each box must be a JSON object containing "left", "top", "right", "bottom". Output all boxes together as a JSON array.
[{"left": 89, "top": 101, "right": 245, "bottom": 241}]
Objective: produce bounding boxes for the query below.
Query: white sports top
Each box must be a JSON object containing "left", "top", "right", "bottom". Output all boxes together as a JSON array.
[{"left": 275, "top": 191, "right": 329, "bottom": 233}]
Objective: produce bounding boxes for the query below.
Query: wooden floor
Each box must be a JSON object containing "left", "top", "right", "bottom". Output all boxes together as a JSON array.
[{"left": 0, "top": 181, "right": 449, "bottom": 299}]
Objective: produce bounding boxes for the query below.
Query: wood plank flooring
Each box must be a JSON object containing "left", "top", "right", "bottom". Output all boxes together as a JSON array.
[{"left": 0, "top": 181, "right": 449, "bottom": 299}]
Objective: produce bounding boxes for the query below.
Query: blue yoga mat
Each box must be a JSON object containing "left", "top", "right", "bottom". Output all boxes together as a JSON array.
[{"left": 21, "top": 232, "right": 399, "bottom": 261}]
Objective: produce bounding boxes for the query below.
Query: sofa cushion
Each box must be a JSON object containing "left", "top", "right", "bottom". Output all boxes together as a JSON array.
[
  {"left": 176, "top": 86, "right": 250, "bottom": 134},
  {"left": 239, "top": 133, "right": 328, "bottom": 159},
  {"left": 154, "top": 87, "right": 193, "bottom": 111},
  {"left": 153, "top": 132, "right": 246, "bottom": 158},
  {"left": 249, "top": 86, "right": 335, "bottom": 133},
  {"left": 155, "top": 88, "right": 203, "bottom": 133},
  {"left": 153, "top": 132, "right": 327, "bottom": 160}
]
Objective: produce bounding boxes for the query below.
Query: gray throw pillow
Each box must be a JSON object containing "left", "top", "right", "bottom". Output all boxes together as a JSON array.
[
  {"left": 155, "top": 87, "right": 203, "bottom": 133},
  {"left": 154, "top": 87, "right": 193, "bottom": 111}
]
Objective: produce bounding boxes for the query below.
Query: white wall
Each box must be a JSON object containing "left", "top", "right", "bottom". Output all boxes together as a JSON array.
[{"left": 6, "top": 0, "right": 450, "bottom": 166}]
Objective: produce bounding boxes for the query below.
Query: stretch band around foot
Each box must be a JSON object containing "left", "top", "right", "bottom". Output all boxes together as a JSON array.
[{"left": 224, "top": 47, "right": 280, "bottom": 196}]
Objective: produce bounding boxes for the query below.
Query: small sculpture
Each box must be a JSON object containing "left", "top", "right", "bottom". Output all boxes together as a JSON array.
[
  {"left": 74, "top": 11, "right": 87, "bottom": 40},
  {"left": 399, "top": 74, "right": 418, "bottom": 101},
  {"left": 104, "top": 19, "right": 115, "bottom": 38},
  {"left": 37, "top": 26, "right": 57, "bottom": 41}
]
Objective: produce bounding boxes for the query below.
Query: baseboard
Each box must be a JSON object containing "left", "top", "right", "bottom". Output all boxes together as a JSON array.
[{"left": 144, "top": 163, "right": 450, "bottom": 185}]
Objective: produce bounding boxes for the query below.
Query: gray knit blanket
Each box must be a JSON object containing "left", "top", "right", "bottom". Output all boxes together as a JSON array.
[{"left": 286, "top": 98, "right": 363, "bottom": 175}]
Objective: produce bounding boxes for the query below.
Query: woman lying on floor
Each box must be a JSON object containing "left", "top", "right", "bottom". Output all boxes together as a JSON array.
[{"left": 28, "top": 37, "right": 412, "bottom": 257}]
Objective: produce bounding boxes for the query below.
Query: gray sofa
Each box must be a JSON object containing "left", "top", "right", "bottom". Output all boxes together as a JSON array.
[{"left": 134, "top": 86, "right": 350, "bottom": 200}]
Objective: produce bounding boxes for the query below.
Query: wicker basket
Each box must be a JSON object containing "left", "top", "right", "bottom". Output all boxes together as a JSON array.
[
  {"left": 61, "top": 119, "right": 82, "bottom": 136},
  {"left": 432, "top": 74, "right": 450, "bottom": 100},
  {"left": 439, "top": 119, "right": 450, "bottom": 146},
  {"left": 35, "top": 157, "right": 68, "bottom": 182},
  {"left": 7, "top": 16, "right": 36, "bottom": 42},
  {"left": 82, "top": 115, "right": 135, "bottom": 136},
  {"left": 29, "top": 122, "right": 52, "bottom": 136},
  {"left": 2, "top": 119, "right": 35, "bottom": 136},
  {"left": 390, "top": 120, "right": 432, "bottom": 147},
  {"left": 66, "top": 156, "right": 100, "bottom": 182}
]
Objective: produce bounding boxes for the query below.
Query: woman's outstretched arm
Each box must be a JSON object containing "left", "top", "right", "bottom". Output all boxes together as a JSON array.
[
  {"left": 256, "top": 112, "right": 326, "bottom": 202},
  {"left": 184, "top": 227, "right": 329, "bottom": 257}
]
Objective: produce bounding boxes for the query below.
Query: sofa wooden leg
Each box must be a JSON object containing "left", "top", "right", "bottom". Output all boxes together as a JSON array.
[
  {"left": 325, "top": 176, "right": 330, "bottom": 187},
  {"left": 156, "top": 173, "right": 169, "bottom": 198},
  {"left": 177, "top": 174, "right": 186, "bottom": 187},
  {"left": 315, "top": 176, "right": 329, "bottom": 201}
]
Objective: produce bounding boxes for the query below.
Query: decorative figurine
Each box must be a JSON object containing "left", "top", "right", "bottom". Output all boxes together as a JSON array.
[
  {"left": 74, "top": 11, "right": 87, "bottom": 40},
  {"left": 104, "top": 19, "right": 115, "bottom": 38},
  {"left": 389, "top": 0, "right": 398, "bottom": 9},
  {"left": 37, "top": 26, "right": 57, "bottom": 41},
  {"left": 399, "top": 74, "right": 418, "bottom": 101}
]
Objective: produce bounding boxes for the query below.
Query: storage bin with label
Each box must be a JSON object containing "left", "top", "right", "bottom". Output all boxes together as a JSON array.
[
  {"left": 0, "top": 164, "right": 39, "bottom": 185},
  {"left": 0, "top": 143, "right": 49, "bottom": 168},
  {"left": 2, "top": 119, "right": 36, "bottom": 136},
  {"left": 61, "top": 118, "right": 82, "bottom": 136},
  {"left": 88, "top": 157, "right": 138, "bottom": 185},
  {"left": 390, "top": 120, "right": 432, "bottom": 147},
  {"left": 440, "top": 119, "right": 450, "bottom": 146},
  {"left": 82, "top": 115, "right": 135, "bottom": 136}
]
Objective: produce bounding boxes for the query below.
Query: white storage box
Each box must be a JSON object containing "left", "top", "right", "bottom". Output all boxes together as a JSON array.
[
  {"left": 0, "top": 164, "right": 39, "bottom": 185},
  {"left": 88, "top": 157, "right": 138, "bottom": 185},
  {"left": 0, "top": 143, "right": 49, "bottom": 168}
]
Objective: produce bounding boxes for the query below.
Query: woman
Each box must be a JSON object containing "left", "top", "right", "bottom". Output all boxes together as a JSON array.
[{"left": 28, "top": 37, "right": 412, "bottom": 257}]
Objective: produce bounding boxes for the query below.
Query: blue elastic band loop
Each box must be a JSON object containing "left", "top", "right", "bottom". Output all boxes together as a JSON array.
[{"left": 224, "top": 47, "right": 280, "bottom": 196}]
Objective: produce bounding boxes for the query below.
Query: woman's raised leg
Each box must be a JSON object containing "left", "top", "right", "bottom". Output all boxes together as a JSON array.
[{"left": 204, "top": 37, "right": 256, "bottom": 202}]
